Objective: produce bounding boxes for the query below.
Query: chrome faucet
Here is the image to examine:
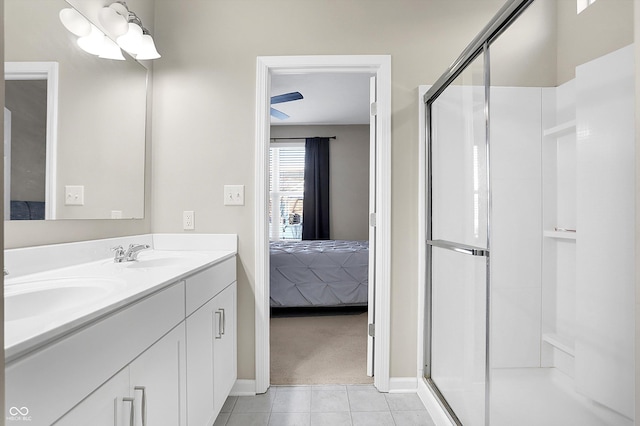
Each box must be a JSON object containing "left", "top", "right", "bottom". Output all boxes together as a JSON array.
[{"left": 112, "top": 243, "right": 151, "bottom": 263}]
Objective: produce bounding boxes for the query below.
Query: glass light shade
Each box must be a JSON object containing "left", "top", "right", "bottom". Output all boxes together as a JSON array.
[
  {"left": 59, "top": 8, "right": 91, "bottom": 37},
  {"left": 135, "top": 34, "right": 161, "bottom": 60},
  {"left": 98, "top": 6, "right": 129, "bottom": 38},
  {"left": 77, "top": 25, "right": 106, "bottom": 56},
  {"left": 109, "top": 2, "right": 129, "bottom": 17},
  {"left": 116, "top": 23, "right": 143, "bottom": 55},
  {"left": 99, "top": 38, "right": 125, "bottom": 60}
]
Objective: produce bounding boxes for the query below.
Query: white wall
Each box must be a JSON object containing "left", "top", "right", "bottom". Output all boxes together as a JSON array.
[{"left": 270, "top": 125, "right": 370, "bottom": 241}]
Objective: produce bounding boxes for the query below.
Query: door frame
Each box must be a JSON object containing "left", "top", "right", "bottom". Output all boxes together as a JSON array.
[
  {"left": 5, "top": 61, "right": 59, "bottom": 220},
  {"left": 254, "top": 55, "right": 392, "bottom": 393}
]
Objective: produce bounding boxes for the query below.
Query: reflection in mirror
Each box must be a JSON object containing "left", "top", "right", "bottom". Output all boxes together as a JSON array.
[{"left": 4, "top": 0, "right": 147, "bottom": 220}]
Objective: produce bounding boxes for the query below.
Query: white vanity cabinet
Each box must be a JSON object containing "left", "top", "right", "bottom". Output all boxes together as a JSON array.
[
  {"left": 55, "top": 323, "right": 187, "bottom": 426},
  {"left": 6, "top": 281, "right": 186, "bottom": 426},
  {"left": 186, "top": 257, "right": 237, "bottom": 426}
]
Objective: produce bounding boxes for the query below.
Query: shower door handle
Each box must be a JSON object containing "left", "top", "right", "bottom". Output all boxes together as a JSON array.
[{"left": 427, "top": 239, "right": 489, "bottom": 257}]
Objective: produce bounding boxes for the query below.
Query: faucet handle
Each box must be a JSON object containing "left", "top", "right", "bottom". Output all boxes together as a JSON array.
[{"left": 111, "top": 245, "right": 126, "bottom": 263}]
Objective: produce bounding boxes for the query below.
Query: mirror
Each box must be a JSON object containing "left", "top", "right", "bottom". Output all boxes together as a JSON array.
[{"left": 4, "top": 0, "right": 147, "bottom": 220}]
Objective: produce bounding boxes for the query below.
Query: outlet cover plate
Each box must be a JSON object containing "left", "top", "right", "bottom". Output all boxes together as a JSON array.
[
  {"left": 183, "top": 210, "right": 195, "bottom": 230},
  {"left": 65, "top": 185, "right": 85, "bottom": 206},
  {"left": 224, "top": 185, "right": 245, "bottom": 206}
]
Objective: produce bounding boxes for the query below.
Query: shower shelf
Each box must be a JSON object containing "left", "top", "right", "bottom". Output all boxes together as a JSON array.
[
  {"left": 542, "top": 333, "right": 575, "bottom": 357},
  {"left": 543, "top": 230, "right": 577, "bottom": 240},
  {"left": 543, "top": 120, "right": 576, "bottom": 137}
]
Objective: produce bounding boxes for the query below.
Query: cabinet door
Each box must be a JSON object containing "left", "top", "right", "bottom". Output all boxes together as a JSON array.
[
  {"left": 213, "top": 282, "right": 237, "bottom": 415},
  {"left": 130, "top": 324, "right": 187, "bottom": 426},
  {"left": 186, "top": 297, "right": 216, "bottom": 426},
  {"left": 54, "top": 368, "right": 132, "bottom": 426}
]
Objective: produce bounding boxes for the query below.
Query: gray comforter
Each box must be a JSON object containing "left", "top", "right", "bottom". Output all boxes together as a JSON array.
[{"left": 270, "top": 240, "right": 369, "bottom": 307}]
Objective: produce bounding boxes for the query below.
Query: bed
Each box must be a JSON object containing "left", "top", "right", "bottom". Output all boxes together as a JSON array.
[
  {"left": 10, "top": 200, "right": 45, "bottom": 220},
  {"left": 269, "top": 240, "right": 369, "bottom": 308}
]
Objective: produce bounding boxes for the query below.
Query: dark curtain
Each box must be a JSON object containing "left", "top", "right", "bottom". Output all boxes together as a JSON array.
[{"left": 302, "top": 137, "right": 330, "bottom": 240}]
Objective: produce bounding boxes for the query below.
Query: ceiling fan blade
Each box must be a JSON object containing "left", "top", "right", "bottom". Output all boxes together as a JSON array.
[
  {"left": 270, "top": 107, "right": 290, "bottom": 120},
  {"left": 270, "top": 91, "right": 303, "bottom": 105}
]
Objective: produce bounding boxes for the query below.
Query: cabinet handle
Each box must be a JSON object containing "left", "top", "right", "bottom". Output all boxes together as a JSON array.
[
  {"left": 220, "top": 308, "right": 226, "bottom": 336},
  {"left": 215, "top": 311, "right": 222, "bottom": 339},
  {"left": 122, "top": 397, "right": 135, "bottom": 426},
  {"left": 134, "top": 386, "right": 147, "bottom": 426}
]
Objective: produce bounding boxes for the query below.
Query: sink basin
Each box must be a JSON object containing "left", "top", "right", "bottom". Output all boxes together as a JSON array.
[{"left": 5, "top": 277, "right": 126, "bottom": 322}]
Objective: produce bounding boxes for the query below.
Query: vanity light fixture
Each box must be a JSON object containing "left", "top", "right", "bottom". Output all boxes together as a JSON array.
[
  {"left": 103, "top": 1, "right": 161, "bottom": 60},
  {"left": 59, "top": 2, "right": 160, "bottom": 61}
]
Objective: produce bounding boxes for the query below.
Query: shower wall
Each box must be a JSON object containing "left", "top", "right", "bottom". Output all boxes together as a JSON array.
[
  {"left": 490, "top": 86, "right": 542, "bottom": 369},
  {"left": 490, "top": 44, "right": 635, "bottom": 423}
]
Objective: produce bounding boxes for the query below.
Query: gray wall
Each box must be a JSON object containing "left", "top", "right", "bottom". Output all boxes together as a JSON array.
[
  {"left": 635, "top": 0, "right": 640, "bottom": 421},
  {"left": 557, "top": 0, "right": 634, "bottom": 84},
  {"left": 270, "top": 125, "right": 370, "bottom": 241}
]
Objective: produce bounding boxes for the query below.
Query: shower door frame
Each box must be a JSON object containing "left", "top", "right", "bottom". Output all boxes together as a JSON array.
[{"left": 419, "top": 0, "right": 536, "bottom": 424}]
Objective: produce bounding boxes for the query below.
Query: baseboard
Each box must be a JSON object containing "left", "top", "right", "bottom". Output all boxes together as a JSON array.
[
  {"left": 230, "top": 379, "right": 256, "bottom": 396},
  {"left": 388, "top": 377, "right": 418, "bottom": 393},
  {"left": 417, "top": 378, "right": 455, "bottom": 426}
]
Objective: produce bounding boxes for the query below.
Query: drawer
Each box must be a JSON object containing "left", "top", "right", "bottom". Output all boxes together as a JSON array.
[
  {"left": 185, "top": 256, "right": 236, "bottom": 315},
  {"left": 6, "top": 281, "right": 185, "bottom": 426}
]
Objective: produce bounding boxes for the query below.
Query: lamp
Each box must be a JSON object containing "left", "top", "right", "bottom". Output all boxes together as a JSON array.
[
  {"left": 59, "top": 8, "right": 91, "bottom": 37},
  {"left": 77, "top": 24, "right": 106, "bottom": 56},
  {"left": 107, "top": 2, "right": 161, "bottom": 60},
  {"left": 59, "top": 2, "right": 160, "bottom": 61},
  {"left": 116, "top": 20, "right": 144, "bottom": 55},
  {"left": 99, "top": 38, "right": 126, "bottom": 61},
  {"left": 136, "top": 30, "right": 161, "bottom": 60}
]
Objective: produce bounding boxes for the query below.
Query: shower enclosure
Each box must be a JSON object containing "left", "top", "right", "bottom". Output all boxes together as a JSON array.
[{"left": 422, "top": 0, "right": 635, "bottom": 425}]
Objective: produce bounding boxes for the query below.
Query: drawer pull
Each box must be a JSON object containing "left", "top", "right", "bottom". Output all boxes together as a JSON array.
[
  {"left": 134, "top": 386, "right": 147, "bottom": 426},
  {"left": 215, "top": 311, "right": 222, "bottom": 339},
  {"left": 122, "top": 397, "right": 135, "bottom": 426}
]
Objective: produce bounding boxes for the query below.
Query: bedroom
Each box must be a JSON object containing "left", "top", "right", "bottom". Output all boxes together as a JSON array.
[{"left": 268, "top": 72, "right": 374, "bottom": 385}]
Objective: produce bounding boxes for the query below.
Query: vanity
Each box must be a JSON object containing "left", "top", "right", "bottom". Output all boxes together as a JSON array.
[{"left": 5, "top": 234, "right": 237, "bottom": 426}]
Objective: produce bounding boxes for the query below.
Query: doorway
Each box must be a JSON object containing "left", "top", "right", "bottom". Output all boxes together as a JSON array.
[
  {"left": 254, "top": 55, "right": 391, "bottom": 394},
  {"left": 4, "top": 61, "right": 59, "bottom": 221}
]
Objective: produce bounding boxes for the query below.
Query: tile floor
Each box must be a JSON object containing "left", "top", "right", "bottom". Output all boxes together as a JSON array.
[{"left": 214, "top": 384, "right": 435, "bottom": 426}]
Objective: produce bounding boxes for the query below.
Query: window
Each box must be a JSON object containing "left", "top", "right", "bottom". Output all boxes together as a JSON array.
[
  {"left": 269, "top": 144, "right": 305, "bottom": 240},
  {"left": 577, "top": 0, "right": 597, "bottom": 14}
]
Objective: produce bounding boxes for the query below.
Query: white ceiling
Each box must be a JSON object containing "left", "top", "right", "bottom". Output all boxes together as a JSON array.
[{"left": 270, "top": 73, "right": 373, "bottom": 126}]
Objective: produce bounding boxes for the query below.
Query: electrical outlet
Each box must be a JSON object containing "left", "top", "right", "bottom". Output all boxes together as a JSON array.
[
  {"left": 224, "top": 185, "right": 245, "bottom": 206},
  {"left": 183, "top": 211, "right": 195, "bottom": 230}
]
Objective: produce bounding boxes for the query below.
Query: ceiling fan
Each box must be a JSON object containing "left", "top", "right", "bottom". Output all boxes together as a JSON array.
[{"left": 270, "top": 91, "right": 303, "bottom": 120}]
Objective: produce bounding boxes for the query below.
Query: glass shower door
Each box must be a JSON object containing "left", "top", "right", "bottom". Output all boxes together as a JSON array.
[{"left": 426, "top": 51, "right": 489, "bottom": 426}]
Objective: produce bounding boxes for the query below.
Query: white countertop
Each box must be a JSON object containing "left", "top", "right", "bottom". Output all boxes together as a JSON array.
[{"left": 4, "top": 234, "right": 237, "bottom": 362}]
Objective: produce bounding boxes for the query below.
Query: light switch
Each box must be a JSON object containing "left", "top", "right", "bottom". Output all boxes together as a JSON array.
[
  {"left": 224, "top": 185, "right": 245, "bottom": 206},
  {"left": 65, "top": 185, "right": 84, "bottom": 206}
]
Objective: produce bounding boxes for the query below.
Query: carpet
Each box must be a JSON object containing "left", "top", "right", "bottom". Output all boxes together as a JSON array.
[{"left": 270, "top": 311, "right": 373, "bottom": 385}]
